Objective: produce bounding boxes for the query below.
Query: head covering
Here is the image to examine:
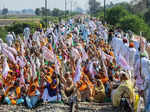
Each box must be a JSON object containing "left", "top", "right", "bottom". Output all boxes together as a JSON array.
[
  {"left": 109, "top": 51, "right": 114, "bottom": 57},
  {"left": 129, "top": 42, "right": 134, "bottom": 48},
  {"left": 140, "top": 53, "right": 147, "bottom": 57},
  {"left": 120, "top": 71, "right": 129, "bottom": 79},
  {"left": 0, "top": 39, "right": 3, "bottom": 44},
  {"left": 123, "top": 38, "right": 127, "bottom": 43}
]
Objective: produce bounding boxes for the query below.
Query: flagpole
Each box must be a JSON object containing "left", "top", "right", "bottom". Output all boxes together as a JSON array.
[
  {"left": 104, "top": 0, "right": 106, "bottom": 21},
  {"left": 65, "top": 0, "right": 67, "bottom": 20},
  {"left": 45, "top": 0, "right": 48, "bottom": 29},
  {"left": 140, "top": 32, "right": 142, "bottom": 77}
]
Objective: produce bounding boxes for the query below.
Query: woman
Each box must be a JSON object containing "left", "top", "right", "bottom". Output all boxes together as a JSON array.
[
  {"left": 61, "top": 73, "right": 77, "bottom": 104},
  {"left": 111, "top": 71, "right": 135, "bottom": 107},
  {"left": 26, "top": 81, "right": 40, "bottom": 108},
  {"left": 93, "top": 79, "right": 106, "bottom": 103},
  {"left": 4, "top": 80, "right": 24, "bottom": 105},
  {"left": 77, "top": 74, "right": 94, "bottom": 102}
]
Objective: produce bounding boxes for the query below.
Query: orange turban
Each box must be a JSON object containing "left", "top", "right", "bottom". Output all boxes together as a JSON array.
[
  {"left": 109, "top": 51, "right": 114, "bottom": 57},
  {"left": 129, "top": 42, "right": 134, "bottom": 48}
]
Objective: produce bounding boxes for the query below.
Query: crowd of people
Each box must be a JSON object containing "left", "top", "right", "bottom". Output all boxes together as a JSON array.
[{"left": 0, "top": 16, "right": 150, "bottom": 111}]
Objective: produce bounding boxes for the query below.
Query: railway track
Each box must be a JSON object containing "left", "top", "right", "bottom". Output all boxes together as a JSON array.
[
  {"left": 71, "top": 102, "right": 113, "bottom": 112},
  {"left": 0, "top": 102, "right": 114, "bottom": 112}
]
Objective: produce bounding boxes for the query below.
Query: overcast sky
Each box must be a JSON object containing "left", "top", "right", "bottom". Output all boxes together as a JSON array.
[{"left": 0, "top": 0, "right": 131, "bottom": 10}]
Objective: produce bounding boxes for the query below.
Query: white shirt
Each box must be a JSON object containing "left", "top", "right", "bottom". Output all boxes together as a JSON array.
[
  {"left": 128, "top": 47, "right": 136, "bottom": 69},
  {"left": 6, "top": 34, "right": 14, "bottom": 45},
  {"left": 120, "top": 43, "right": 129, "bottom": 61},
  {"left": 111, "top": 37, "right": 123, "bottom": 57}
]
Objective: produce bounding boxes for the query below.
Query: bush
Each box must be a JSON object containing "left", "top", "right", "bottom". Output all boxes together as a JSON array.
[
  {"left": 0, "top": 27, "right": 7, "bottom": 41},
  {"left": 40, "top": 16, "right": 59, "bottom": 28},
  {"left": 5, "top": 22, "right": 39, "bottom": 34}
]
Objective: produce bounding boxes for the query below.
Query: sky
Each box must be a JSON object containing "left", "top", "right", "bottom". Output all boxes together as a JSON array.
[{"left": 0, "top": 0, "right": 131, "bottom": 10}]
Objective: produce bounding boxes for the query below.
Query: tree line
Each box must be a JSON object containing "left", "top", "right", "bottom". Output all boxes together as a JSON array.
[{"left": 88, "top": 0, "right": 150, "bottom": 40}]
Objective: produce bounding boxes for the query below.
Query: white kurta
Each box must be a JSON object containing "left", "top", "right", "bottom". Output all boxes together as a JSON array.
[
  {"left": 120, "top": 43, "right": 129, "bottom": 62},
  {"left": 128, "top": 48, "right": 136, "bottom": 70},
  {"left": 111, "top": 37, "right": 123, "bottom": 57},
  {"left": 6, "top": 34, "right": 14, "bottom": 46}
]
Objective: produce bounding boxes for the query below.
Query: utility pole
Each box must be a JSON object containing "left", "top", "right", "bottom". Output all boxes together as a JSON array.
[
  {"left": 147, "top": 0, "right": 150, "bottom": 8},
  {"left": 45, "top": 0, "right": 48, "bottom": 29},
  {"left": 104, "top": 0, "right": 106, "bottom": 21},
  {"left": 93, "top": 0, "right": 96, "bottom": 16},
  {"left": 65, "top": 0, "right": 67, "bottom": 19},
  {"left": 70, "top": 0, "right": 73, "bottom": 17}
]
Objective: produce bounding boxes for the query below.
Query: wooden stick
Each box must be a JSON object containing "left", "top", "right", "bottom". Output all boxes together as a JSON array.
[{"left": 140, "top": 32, "right": 142, "bottom": 77}]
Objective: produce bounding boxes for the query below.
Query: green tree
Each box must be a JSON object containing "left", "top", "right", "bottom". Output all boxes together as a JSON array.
[
  {"left": 2, "top": 8, "right": 8, "bottom": 15},
  {"left": 0, "top": 27, "right": 7, "bottom": 41},
  {"left": 52, "top": 8, "right": 60, "bottom": 17},
  {"left": 52, "top": 8, "right": 64, "bottom": 17},
  {"left": 35, "top": 8, "right": 41, "bottom": 16},
  {"left": 106, "top": 6, "right": 129, "bottom": 25},
  {"left": 41, "top": 7, "right": 47, "bottom": 16},
  {"left": 119, "top": 15, "right": 150, "bottom": 39},
  {"left": 88, "top": 0, "right": 101, "bottom": 15},
  {"left": 115, "top": 2, "right": 133, "bottom": 13},
  {"left": 144, "top": 8, "right": 150, "bottom": 25}
]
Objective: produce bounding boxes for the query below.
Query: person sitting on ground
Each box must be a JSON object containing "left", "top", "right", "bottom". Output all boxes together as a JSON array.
[
  {"left": 77, "top": 73, "right": 94, "bottom": 102},
  {"left": 4, "top": 80, "right": 24, "bottom": 105},
  {"left": 42, "top": 73, "right": 61, "bottom": 102},
  {"left": 93, "top": 79, "right": 106, "bottom": 103},
  {"left": 26, "top": 79, "right": 40, "bottom": 108},
  {"left": 111, "top": 71, "right": 135, "bottom": 107},
  {"left": 60, "top": 73, "right": 77, "bottom": 104}
]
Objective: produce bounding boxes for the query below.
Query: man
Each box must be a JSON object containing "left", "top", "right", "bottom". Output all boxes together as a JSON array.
[
  {"left": 42, "top": 73, "right": 61, "bottom": 102},
  {"left": 111, "top": 34, "right": 123, "bottom": 57},
  {"left": 6, "top": 32, "right": 14, "bottom": 46},
  {"left": 138, "top": 54, "right": 150, "bottom": 112},
  {"left": 134, "top": 54, "right": 149, "bottom": 89},
  {"left": 108, "top": 29, "right": 114, "bottom": 43},
  {"left": 120, "top": 38, "right": 129, "bottom": 62},
  {"left": 128, "top": 42, "right": 136, "bottom": 77},
  {"left": 140, "top": 72, "right": 150, "bottom": 112},
  {"left": 61, "top": 74, "right": 77, "bottom": 104},
  {"left": 23, "top": 27, "right": 30, "bottom": 39}
]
